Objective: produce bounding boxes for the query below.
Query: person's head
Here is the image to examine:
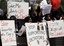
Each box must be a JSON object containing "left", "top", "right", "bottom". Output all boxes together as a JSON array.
[
  {"left": 56, "top": 14, "right": 61, "bottom": 20},
  {"left": 47, "top": 0, "right": 51, "bottom": 4},
  {"left": 62, "top": 13, "right": 64, "bottom": 20},
  {"left": 55, "top": 11, "right": 61, "bottom": 20},
  {"left": 37, "top": 17, "right": 42, "bottom": 22},
  {"left": 9, "top": 16, "right": 16, "bottom": 20},
  {"left": 62, "top": 14, "right": 64, "bottom": 20},
  {"left": 28, "top": 17, "right": 32, "bottom": 23},
  {"left": 45, "top": 14, "right": 51, "bottom": 21},
  {"left": 9, "top": 16, "right": 17, "bottom": 27},
  {"left": 24, "top": 16, "right": 32, "bottom": 23},
  {"left": 31, "top": 4, "right": 38, "bottom": 11}
]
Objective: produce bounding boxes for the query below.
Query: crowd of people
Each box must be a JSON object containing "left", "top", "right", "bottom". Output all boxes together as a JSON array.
[
  {"left": 0, "top": 0, "right": 63, "bottom": 34},
  {"left": 0, "top": 0, "right": 64, "bottom": 46}
]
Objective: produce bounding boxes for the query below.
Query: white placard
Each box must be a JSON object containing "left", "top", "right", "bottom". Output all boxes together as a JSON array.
[
  {"left": 30, "top": 0, "right": 36, "bottom": 5},
  {"left": 43, "top": 4, "right": 52, "bottom": 15},
  {"left": 7, "top": 2, "right": 29, "bottom": 19},
  {"left": 40, "top": 0, "right": 52, "bottom": 15},
  {"left": 25, "top": 23, "right": 50, "bottom": 46},
  {"left": 47, "top": 20, "right": 64, "bottom": 38},
  {"left": 0, "top": 20, "right": 17, "bottom": 46}
]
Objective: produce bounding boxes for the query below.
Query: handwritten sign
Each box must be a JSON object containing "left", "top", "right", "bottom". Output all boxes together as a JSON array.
[
  {"left": 0, "top": 20, "right": 17, "bottom": 46},
  {"left": 40, "top": 0, "right": 52, "bottom": 15},
  {"left": 25, "top": 23, "right": 50, "bottom": 46},
  {"left": 43, "top": 4, "right": 52, "bottom": 15},
  {"left": 7, "top": 2, "right": 29, "bottom": 19},
  {"left": 47, "top": 20, "right": 64, "bottom": 38}
]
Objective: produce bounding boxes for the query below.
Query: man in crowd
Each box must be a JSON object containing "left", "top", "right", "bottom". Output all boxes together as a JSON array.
[{"left": 51, "top": 0, "right": 63, "bottom": 19}]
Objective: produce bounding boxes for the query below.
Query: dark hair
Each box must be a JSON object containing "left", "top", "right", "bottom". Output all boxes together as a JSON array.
[
  {"left": 37, "top": 17, "right": 42, "bottom": 22},
  {"left": 45, "top": 13, "right": 51, "bottom": 20},
  {"left": 3, "top": 11, "right": 8, "bottom": 20},
  {"left": 24, "top": 16, "right": 32, "bottom": 22},
  {"left": 56, "top": 11, "right": 61, "bottom": 16},
  {"left": 9, "top": 16, "right": 16, "bottom": 20}
]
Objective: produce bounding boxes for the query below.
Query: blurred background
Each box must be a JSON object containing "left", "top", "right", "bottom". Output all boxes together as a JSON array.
[{"left": 0, "top": 0, "right": 64, "bottom": 12}]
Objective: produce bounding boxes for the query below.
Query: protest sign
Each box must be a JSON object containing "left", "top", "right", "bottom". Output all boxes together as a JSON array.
[
  {"left": 40, "top": 0, "right": 52, "bottom": 15},
  {"left": 47, "top": 20, "right": 64, "bottom": 38},
  {"left": 0, "top": 20, "right": 17, "bottom": 46},
  {"left": 25, "top": 23, "right": 50, "bottom": 46},
  {"left": 42, "top": 4, "right": 52, "bottom": 15},
  {"left": 7, "top": 2, "right": 29, "bottom": 19}
]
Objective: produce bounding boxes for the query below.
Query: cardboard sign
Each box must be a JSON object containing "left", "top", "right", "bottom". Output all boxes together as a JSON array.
[
  {"left": 42, "top": 4, "right": 52, "bottom": 15},
  {"left": 47, "top": 20, "right": 64, "bottom": 38},
  {"left": 25, "top": 23, "right": 50, "bottom": 46},
  {"left": 7, "top": 2, "right": 29, "bottom": 19},
  {"left": 40, "top": 0, "right": 52, "bottom": 15},
  {"left": 0, "top": 20, "right": 17, "bottom": 46}
]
